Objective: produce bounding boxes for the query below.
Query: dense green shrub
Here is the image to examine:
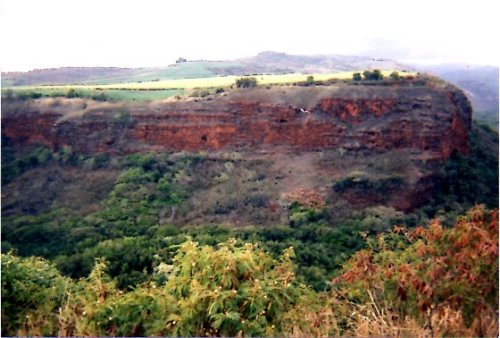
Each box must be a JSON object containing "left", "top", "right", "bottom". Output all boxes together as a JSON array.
[
  {"left": 390, "top": 71, "right": 401, "bottom": 80},
  {"left": 4, "top": 207, "right": 496, "bottom": 337},
  {"left": 425, "top": 126, "right": 498, "bottom": 216},
  {"left": 1, "top": 145, "right": 52, "bottom": 184},
  {"left": 1, "top": 254, "right": 69, "bottom": 336},
  {"left": 352, "top": 72, "right": 362, "bottom": 81},
  {"left": 162, "top": 240, "right": 318, "bottom": 336},
  {"left": 2, "top": 240, "right": 327, "bottom": 337},
  {"left": 235, "top": 77, "right": 258, "bottom": 88},
  {"left": 363, "top": 69, "right": 384, "bottom": 81}
]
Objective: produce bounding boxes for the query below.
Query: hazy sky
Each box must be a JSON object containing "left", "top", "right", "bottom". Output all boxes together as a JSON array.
[{"left": 1, "top": 0, "right": 499, "bottom": 71}]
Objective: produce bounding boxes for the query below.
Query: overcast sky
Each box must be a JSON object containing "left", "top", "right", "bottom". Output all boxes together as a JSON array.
[{"left": 1, "top": 0, "right": 499, "bottom": 71}]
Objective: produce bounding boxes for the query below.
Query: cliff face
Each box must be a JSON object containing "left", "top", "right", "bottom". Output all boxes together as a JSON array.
[
  {"left": 1, "top": 83, "right": 475, "bottom": 218},
  {"left": 1, "top": 84, "right": 472, "bottom": 159}
]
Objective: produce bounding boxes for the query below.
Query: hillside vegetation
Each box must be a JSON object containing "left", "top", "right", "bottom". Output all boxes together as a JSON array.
[
  {"left": 2, "top": 120, "right": 497, "bottom": 290},
  {"left": 1, "top": 61, "right": 498, "bottom": 337},
  {"left": 2, "top": 206, "right": 497, "bottom": 336}
]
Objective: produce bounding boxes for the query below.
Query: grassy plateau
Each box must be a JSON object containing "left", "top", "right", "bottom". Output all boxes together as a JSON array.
[{"left": 2, "top": 70, "right": 414, "bottom": 101}]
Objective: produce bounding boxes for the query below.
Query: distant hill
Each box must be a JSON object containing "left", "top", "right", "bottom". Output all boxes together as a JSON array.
[
  {"left": 0, "top": 63, "right": 229, "bottom": 87},
  {"left": 1, "top": 51, "right": 411, "bottom": 87},
  {"left": 208, "top": 51, "right": 412, "bottom": 75},
  {"left": 1, "top": 67, "right": 140, "bottom": 87},
  {"left": 415, "top": 64, "right": 499, "bottom": 127}
]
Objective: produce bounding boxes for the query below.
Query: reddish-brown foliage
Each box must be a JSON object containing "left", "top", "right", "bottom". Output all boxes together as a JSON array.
[{"left": 334, "top": 206, "right": 499, "bottom": 336}]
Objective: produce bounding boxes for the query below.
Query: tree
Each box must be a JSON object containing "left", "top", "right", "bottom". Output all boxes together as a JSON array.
[
  {"left": 390, "top": 71, "right": 401, "bottom": 80},
  {"left": 352, "top": 72, "right": 362, "bottom": 81},
  {"left": 363, "top": 69, "right": 384, "bottom": 81},
  {"left": 235, "top": 77, "right": 258, "bottom": 88},
  {"left": 306, "top": 75, "right": 315, "bottom": 85},
  {"left": 372, "top": 69, "right": 383, "bottom": 80}
]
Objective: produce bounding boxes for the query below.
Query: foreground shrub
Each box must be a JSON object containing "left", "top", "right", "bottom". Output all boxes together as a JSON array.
[
  {"left": 334, "top": 205, "right": 499, "bottom": 336},
  {"left": 2, "top": 207, "right": 497, "bottom": 336},
  {"left": 58, "top": 259, "right": 176, "bottom": 336},
  {"left": 1, "top": 254, "right": 68, "bottom": 336},
  {"left": 163, "top": 239, "right": 322, "bottom": 336},
  {"left": 2, "top": 240, "right": 328, "bottom": 336}
]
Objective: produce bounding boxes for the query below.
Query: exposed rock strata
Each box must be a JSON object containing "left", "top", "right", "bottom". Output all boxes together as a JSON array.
[{"left": 1, "top": 85, "right": 472, "bottom": 159}]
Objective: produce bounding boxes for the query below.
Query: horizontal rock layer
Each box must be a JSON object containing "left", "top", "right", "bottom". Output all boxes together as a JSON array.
[{"left": 1, "top": 85, "right": 472, "bottom": 158}]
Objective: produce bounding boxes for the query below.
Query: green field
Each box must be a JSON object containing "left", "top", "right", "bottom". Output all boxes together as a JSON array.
[
  {"left": 0, "top": 61, "right": 246, "bottom": 87},
  {"left": 2, "top": 70, "right": 414, "bottom": 101},
  {"left": 1, "top": 87, "right": 185, "bottom": 102},
  {"left": 80, "top": 62, "right": 239, "bottom": 84}
]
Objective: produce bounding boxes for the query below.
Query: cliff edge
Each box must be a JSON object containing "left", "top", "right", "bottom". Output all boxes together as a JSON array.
[{"left": 2, "top": 83, "right": 472, "bottom": 159}]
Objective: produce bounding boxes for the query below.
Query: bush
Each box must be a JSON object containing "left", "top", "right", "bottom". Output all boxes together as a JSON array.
[
  {"left": 3, "top": 240, "right": 332, "bottom": 337},
  {"left": 288, "top": 203, "right": 328, "bottom": 227},
  {"left": 3, "top": 207, "right": 497, "bottom": 337},
  {"left": 1, "top": 145, "right": 53, "bottom": 184},
  {"left": 390, "top": 71, "right": 401, "bottom": 80},
  {"left": 235, "top": 77, "right": 258, "bottom": 88},
  {"left": 1, "top": 254, "right": 68, "bottom": 336},
  {"left": 124, "top": 152, "right": 156, "bottom": 170},
  {"left": 334, "top": 206, "right": 499, "bottom": 336},
  {"left": 65, "top": 88, "right": 78, "bottom": 98},
  {"left": 163, "top": 240, "right": 319, "bottom": 337},
  {"left": 58, "top": 145, "right": 75, "bottom": 164},
  {"left": 362, "top": 69, "right": 384, "bottom": 81}
]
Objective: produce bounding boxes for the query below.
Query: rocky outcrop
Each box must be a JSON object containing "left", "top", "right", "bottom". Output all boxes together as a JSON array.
[{"left": 1, "top": 84, "right": 472, "bottom": 159}]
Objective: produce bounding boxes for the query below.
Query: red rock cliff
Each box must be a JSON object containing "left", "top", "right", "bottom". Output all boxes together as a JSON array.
[{"left": 1, "top": 84, "right": 472, "bottom": 158}]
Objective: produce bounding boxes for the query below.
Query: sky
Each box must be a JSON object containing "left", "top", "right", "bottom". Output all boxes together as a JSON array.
[{"left": 1, "top": 0, "right": 499, "bottom": 71}]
